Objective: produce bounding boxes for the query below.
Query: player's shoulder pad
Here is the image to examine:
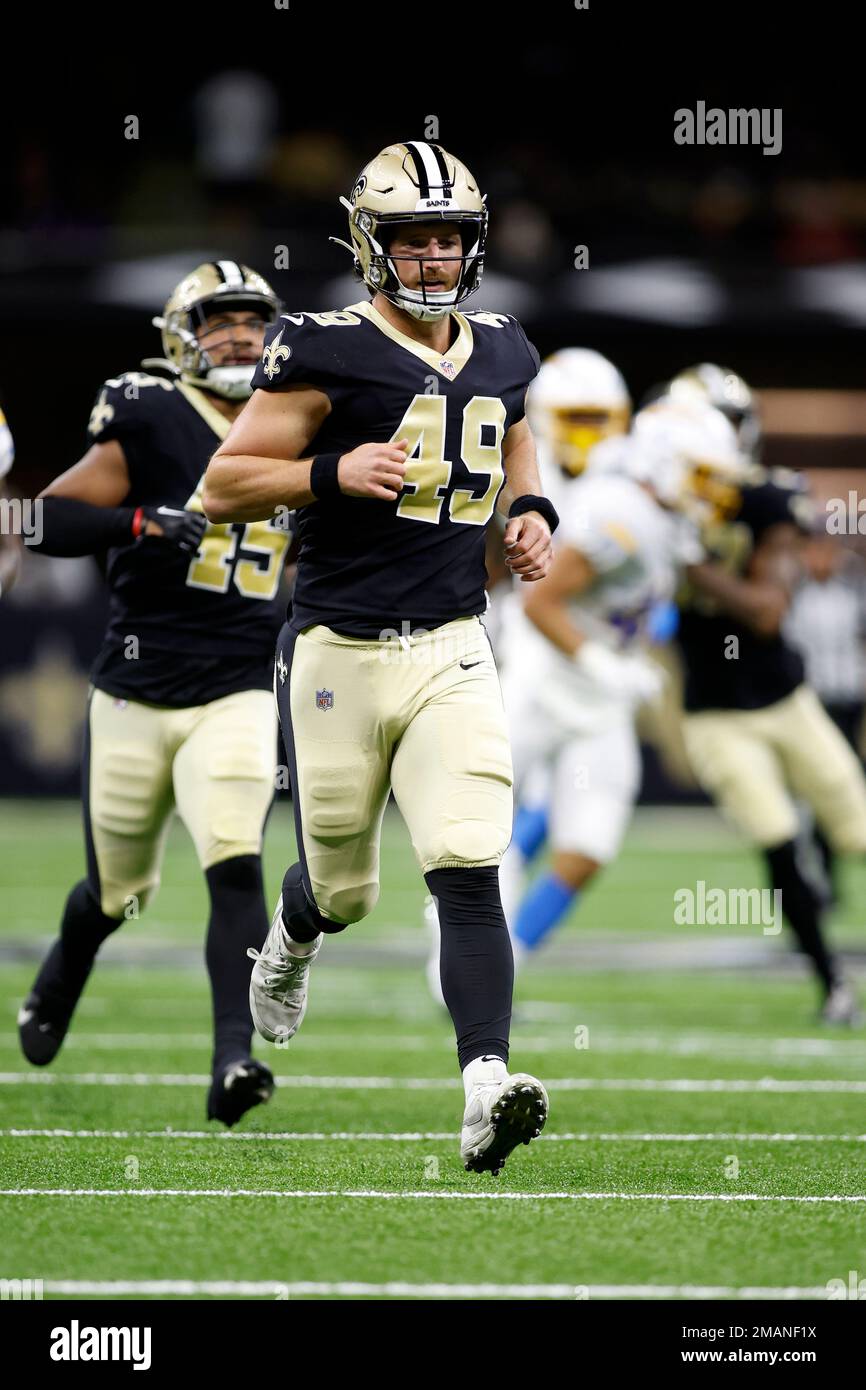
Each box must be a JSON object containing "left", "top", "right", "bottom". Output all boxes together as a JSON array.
[
  {"left": 0, "top": 406, "right": 14, "bottom": 481},
  {"left": 742, "top": 476, "right": 813, "bottom": 535},
  {"left": 252, "top": 309, "right": 365, "bottom": 391},
  {"left": 86, "top": 370, "right": 176, "bottom": 443},
  {"left": 462, "top": 310, "right": 541, "bottom": 377}
]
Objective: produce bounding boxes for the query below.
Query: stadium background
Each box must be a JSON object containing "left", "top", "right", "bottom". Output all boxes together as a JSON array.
[{"left": 2, "top": 57, "right": 865, "bottom": 794}]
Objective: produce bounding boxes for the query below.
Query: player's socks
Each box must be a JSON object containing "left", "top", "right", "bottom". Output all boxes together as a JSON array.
[
  {"left": 514, "top": 873, "right": 579, "bottom": 952},
  {"left": 204, "top": 854, "right": 269, "bottom": 1073},
  {"left": 425, "top": 865, "right": 512, "bottom": 1070},
  {"left": 19, "top": 879, "right": 122, "bottom": 1065},
  {"left": 512, "top": 804, "right": 549, "bottom": 860},
  {"left": 764, "top": 840, "right": 838, "bottom": 993}
]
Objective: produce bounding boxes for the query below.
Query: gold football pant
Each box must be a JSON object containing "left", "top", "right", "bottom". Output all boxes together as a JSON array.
[
  {"left": 682, "top": 683, "right": 866, "bottom": 851},
  {"left": 84, "top": 686, "right": 277, "bottom": 918},
  {"left": 275, "top": 616, "right": 514, "bottom": 924}
]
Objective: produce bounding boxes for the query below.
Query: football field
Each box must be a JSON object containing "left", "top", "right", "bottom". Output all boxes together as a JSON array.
[{"left": 2, "top": 799, "right": 866, "bottom": 1302}]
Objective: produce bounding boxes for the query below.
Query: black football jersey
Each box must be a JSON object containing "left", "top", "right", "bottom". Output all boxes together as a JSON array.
[
  {"left": 251, "top": 301, "right": 540, "bottom": 637},
  {"left": 677, "top": 479, "right": 811, "bottom": 712},
  {"left": 86, "top": 371, "right": 290, "bottom": 706}
]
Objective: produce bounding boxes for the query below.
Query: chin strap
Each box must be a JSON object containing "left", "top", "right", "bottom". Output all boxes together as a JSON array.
[{"left": 182, "top": 365, "right": 255, "bottom": 401}]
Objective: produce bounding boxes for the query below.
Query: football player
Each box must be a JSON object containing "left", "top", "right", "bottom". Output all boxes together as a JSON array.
[
  {"left": 0, "top": 405, "right": 23, "bottom": 596},
  {"left": 496, "top": 398, "right": 743, "bottom": 962},
  {"left": 204, "top": 141, "right": 556, "bottom": 1174},
  {"left": 19, "top": 262, "right": 292, "bottom": 1122},
  {"left": 674, "top": 387, "right": 866, "bottom": 1024}
]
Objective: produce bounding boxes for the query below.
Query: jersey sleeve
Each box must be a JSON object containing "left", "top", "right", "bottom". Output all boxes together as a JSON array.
[
  {"left": 252, "top": 316, "right": 344, "bottom": 397},
  {"left": 86, "top": 373, "right": 171, "bottom": 448},
  {"left": 85, "top": 372, "right": 176, "bottom": 502},
  {"left": 0, "top": 407, "right": 14, "bottom": 482},
  {"left": 510, "top": 318, "right": 541, "bottom": 423},
  {"left": 511, "top": 316, "right": 541, "bottom": 380}
]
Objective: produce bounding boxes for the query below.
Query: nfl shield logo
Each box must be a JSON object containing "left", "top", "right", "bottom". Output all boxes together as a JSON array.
[
  {"left": 315, "top": 688, "right": 334, "bottom": 711},
  {"left": 439, "top": 359, "right": 455, "bottom": 379}
]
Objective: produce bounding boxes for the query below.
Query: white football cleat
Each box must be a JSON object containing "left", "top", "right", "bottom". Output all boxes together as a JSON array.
[
  {"left": 246, "top": 900, "right": 321, "bottom": 1045},
  {"left": 423, "top": 893, "right": 446, "bottom": 1009},
  {"left": 461, "top": 1071, "right": 549, "bottom": 1175},
  {"left": 820, "top": 982, "right": 864, "bottom": 1027}
]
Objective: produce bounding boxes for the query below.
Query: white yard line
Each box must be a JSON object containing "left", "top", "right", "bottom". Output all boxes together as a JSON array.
[
  {"left": 37, "top": 1279, "right": 833, "bottom": 1300},
  {"left": 3, "top": 1030, "right": 866, "bottom": 1062},
  {"left": 2, "top": 1128, "right": 864, "bottom": 1143},
  {"left": 1, "top": 1072, "right": 866, "bottom": 1092},
  {"left": 2, "top": 1188, "right": 865, "bottom": 1203}
]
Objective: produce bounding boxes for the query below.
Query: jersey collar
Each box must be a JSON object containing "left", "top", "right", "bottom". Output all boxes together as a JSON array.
[
  {"left": 348, "top": 300, "right": 474, "bottom": 380},
  {"left": 175, "top": 381, "right": 232, "bottom": 439}
]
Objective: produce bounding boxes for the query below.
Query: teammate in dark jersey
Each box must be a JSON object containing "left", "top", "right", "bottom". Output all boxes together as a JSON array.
[
  {"left": 18, "top": 262, "right": 293, "bottom": 1122},
  {"left": 678, "top": 468, "right": 866, "bottom": 1023},
  {"left": 204, "top": 141, "right": 558, "bottom": 1173}
]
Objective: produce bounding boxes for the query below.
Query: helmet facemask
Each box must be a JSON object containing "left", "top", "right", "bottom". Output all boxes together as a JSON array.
[
  {"left": 153, "top": 263, "right": 281, "bottom": 401},
  {"left": 170, "top": 296, "right": 276, "bottom": 399},
  {"left": 350, "top": 210, "right": 486, "bottom": 322}
]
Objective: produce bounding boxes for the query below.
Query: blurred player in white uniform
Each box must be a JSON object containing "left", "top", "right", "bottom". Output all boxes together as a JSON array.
[
  {"left": 493, "top": 400, "right": 747, "bottom": 978},
  {"left": 493, "top": 350, "right": 635, "bottom": 950}
]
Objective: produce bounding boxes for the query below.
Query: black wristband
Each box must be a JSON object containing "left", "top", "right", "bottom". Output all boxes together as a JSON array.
[
  {"left": 30, "top": 496, "right": 137, "bottom": 557},
  {"left": 508, "top": 493, "right": 560, "bottom": 535},
  {"left": 310, "top": 453, "right": 343, "bottom": 501}
]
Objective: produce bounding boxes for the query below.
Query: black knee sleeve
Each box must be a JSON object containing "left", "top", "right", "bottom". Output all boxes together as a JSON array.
[
  {"left": 205, "top": 854, "right": 269, "bottom": 1071},
  {"left": 32, "top": 878, "right": 122, "bottom": 1007},
  {"left": 282, "top": 862, "right": 348, "bottom": 940},
  {"left": 425, "top": 865, "right": 512, "bottom": 1070},
  {"left": 61, "top": 879, "right": 122, "bottom": 953},
  {"left": 765, "top": 839, "right": 838, "bottom": 991}
]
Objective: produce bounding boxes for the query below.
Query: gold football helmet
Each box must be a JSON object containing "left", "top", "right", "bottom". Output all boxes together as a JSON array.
[
  {"left": 527, "top": 349, "right": 632, "bottom": 476},
  {"left": 628, "top": 399, "right": 749, "bottom": 526},
  {"left": 332, "top": 141, "right": 487, "bottom": 321},
  {"left": 669, "top": 363, "right": 761, "bottom": 460},
  {"left": 152, "top": 260, "right": 281, "bottom": 399}
]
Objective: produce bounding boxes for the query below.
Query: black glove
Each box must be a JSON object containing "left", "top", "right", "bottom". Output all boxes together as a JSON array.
[{"left": 134, "top": 505, "right": 208, "bottom": 553}]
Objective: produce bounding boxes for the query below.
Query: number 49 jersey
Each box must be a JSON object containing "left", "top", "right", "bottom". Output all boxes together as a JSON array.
[
  {"left": 86, "top": 371, "right": 290, "bottom": 707},
  {"left": 252, "top": 301, "right": 540, "bottom": 637}
]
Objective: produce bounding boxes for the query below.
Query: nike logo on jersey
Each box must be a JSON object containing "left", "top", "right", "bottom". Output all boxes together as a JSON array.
[
  {"left": 284, "top": 314, "right": 305, "bottom": 324},
  {"left": 459, "top": 659, "right": 482, "bottom": 670}
]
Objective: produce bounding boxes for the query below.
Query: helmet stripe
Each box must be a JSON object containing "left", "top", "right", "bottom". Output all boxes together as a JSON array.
[
  {"left": 404, "top": 140, "right": 447, "bottom": 197},
  {"left": 215, "top": 260, "right": 244, "bottom": 288},
  {"left": 428, "top": 143, "right": 452, "bottom": 188}
]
